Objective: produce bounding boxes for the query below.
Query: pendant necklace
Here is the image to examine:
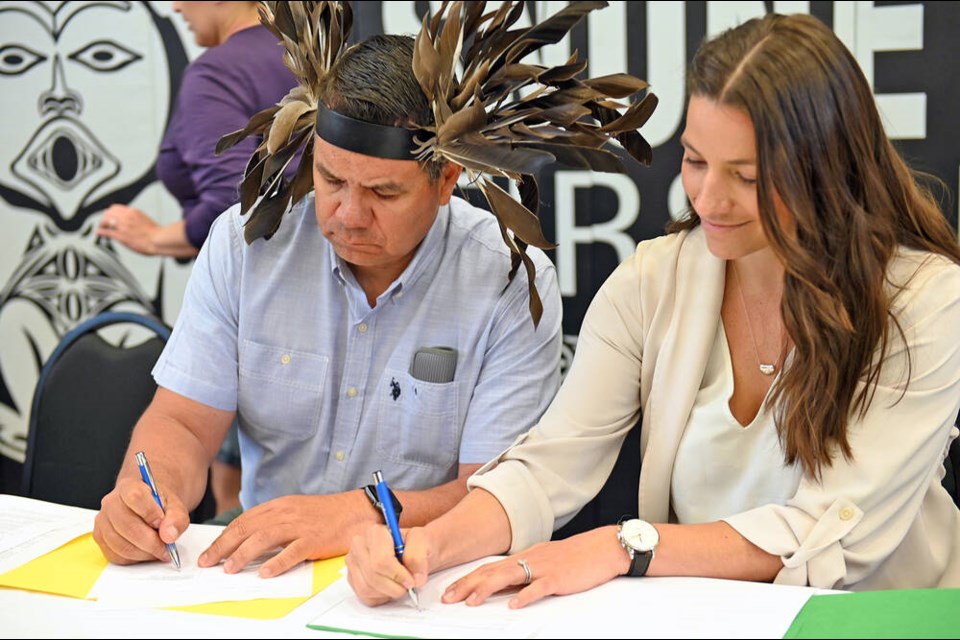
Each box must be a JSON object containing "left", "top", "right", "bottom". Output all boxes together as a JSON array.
[{"left": 732, "top": 263, "right": 782, "bottom": 376}]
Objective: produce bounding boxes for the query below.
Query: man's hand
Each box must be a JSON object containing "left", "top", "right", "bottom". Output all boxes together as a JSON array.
[
  {"left": 93, "top": 476, "right": 191, "bottom": 565},
  {"left": 198, "top": 491, "right": 375, "bottom": 577}
]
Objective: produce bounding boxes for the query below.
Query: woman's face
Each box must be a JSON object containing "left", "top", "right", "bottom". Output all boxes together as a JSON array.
[
  {"left": 172, "top": 1, "right": 225, "bottom": 48},
  {"left": 680, "top": 95, "right": 786, "bottom": 261}
]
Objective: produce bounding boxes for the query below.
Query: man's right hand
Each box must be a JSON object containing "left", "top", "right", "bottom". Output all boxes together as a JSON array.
[
  {"left": 345, "top": 524, "right": 432, "bottom": 606},
  {"left": 93, "top": 475, "right": 190, "bottom": 565}
]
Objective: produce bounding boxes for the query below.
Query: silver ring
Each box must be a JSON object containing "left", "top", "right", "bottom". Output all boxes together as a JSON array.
[{"left": 517, "top": 558, "right": 532, "bottom": 585}]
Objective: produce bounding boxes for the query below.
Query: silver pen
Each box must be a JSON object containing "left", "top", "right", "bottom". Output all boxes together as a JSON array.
[{"left": 135, "top": 451, "right": 181, "bottom": 570}]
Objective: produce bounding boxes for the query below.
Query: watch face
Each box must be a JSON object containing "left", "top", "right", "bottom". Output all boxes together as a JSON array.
[{"left": 621, "top": 519, "right": 659, "bottom": 553}]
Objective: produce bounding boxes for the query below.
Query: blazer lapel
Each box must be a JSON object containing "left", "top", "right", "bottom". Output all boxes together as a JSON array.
[{"left": 638, "top": 228, "right": 725, "bottom": 522}]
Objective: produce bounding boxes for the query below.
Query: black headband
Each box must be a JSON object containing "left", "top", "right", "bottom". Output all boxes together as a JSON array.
[{"left": 314, "top": 104, "right": 421, "bottom": 161}]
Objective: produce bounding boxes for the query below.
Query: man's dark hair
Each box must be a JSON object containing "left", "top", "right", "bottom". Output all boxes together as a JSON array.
[{"left": 320, "top": 35, "right": 443, "bottom": 180}]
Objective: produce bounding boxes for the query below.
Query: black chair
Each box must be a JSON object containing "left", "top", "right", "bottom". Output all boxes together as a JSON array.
[
  {"left": 21, "top": 311, "right": 215, "bottom": 522},
  {"left": 943, "top": 406, "right": 960, "bottom": 509}
]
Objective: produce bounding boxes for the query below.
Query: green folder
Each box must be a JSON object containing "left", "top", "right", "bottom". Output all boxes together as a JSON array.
[{"left": 784, "top": 589, "right": 960, "bottom": 638}]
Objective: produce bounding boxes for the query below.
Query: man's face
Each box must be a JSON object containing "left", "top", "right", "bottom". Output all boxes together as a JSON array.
[{"left": 311, "top": 135, "right": 460, "bottom": 278}]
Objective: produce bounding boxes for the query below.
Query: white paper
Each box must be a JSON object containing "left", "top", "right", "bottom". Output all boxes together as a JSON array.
[
  {"left": 0, "top": 494, "right": 96, "bottom": 574},
  {"left": 309, "top": 558, "right": 540, "bottom": 638},
  {"left": 308, "top": 558, "right": 821, "bottom": 639},
  {"left": 89, "top": 523, "right": 312, "bottom": 607},
  {"left": 536, "top": 575, "right": 822, "bottom": 639}
]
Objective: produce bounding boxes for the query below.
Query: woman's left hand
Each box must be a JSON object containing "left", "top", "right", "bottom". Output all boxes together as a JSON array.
[{"left": 441, "top": 525, "right": 629, "bottom": 609}]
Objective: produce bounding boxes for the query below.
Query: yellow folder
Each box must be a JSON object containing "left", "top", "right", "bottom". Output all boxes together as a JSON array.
[{"left": 0, "top": 533, "right": 344, "bottom": 619}]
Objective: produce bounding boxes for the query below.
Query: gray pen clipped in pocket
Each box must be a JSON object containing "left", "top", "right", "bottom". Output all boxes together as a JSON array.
[{"left": 410, "top": 346, "right": 457, "bottom": 383}]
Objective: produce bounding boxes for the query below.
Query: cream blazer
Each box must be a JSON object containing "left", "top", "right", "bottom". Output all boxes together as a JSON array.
[{"left": 470, "top": 227, "right": 960, "bottom": 590}]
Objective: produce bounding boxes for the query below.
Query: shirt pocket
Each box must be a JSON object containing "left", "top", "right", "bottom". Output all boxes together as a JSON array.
[
  {"left": 238, "top": 340, "right": 329, "bottom": 440},
  {"left": 376, "top": 368, "right": 460, "bottom": 469}
]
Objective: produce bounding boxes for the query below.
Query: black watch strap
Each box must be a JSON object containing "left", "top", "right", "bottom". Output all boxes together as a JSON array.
[
  {"left": 364, "top": 483, "right": 403, "bottom": 516},
  {"left": 629, "top": 550, "right": 654, "bottom": 577}
]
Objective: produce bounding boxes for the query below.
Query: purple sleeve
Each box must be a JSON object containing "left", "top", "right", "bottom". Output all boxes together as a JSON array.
[
  {"left": 174, "top": 62, "right": 261, "bottom": 248},
  {"left": 165, "top": 27, "right": 297, "bottom": 249}
]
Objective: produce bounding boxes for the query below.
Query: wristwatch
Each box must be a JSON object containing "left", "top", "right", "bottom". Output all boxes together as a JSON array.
[
  {"left": 617, "top": 519, "right": 659, "bottom": 577},
  {"left": 363, "top": 483, "right": 402, "bottom": 516}
]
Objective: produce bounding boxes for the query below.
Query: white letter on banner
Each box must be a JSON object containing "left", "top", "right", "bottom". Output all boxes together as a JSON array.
[
  {"left": 381, "top": 2, "right": 420, "bottom": 34},
  {"left": 706, "top": 1, "right": 810, "bottom": 38},
  {"left": 833, "top": 2, "right": 925, "bottom": 140},
  {"left": 639, "top": 1, "right": 687, "bottom": 148},
  {"left": 554, "top": 171, "right": 640, "bottom": 297}
]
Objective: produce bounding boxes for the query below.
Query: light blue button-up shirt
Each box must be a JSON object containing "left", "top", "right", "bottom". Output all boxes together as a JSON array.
[{"left": 153, "top": 194, "right": 562, "bottom": 508}]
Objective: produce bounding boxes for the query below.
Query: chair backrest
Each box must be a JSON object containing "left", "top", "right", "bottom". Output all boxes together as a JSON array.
[
  {"left": 21, "top": 311, "right": 215, "bottom": 521},
  {"left": 943, "top": 407, "right": 960, "bottom": 509}
]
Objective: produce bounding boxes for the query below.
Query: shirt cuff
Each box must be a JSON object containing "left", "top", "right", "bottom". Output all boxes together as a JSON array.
[
  {"left": 468, "top": 455, "right": 555, "bottom": 552},
  {"left": 723, "top": 497, "right": 863, "bottom": 589}
]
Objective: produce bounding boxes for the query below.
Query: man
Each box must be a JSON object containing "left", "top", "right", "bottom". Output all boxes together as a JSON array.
[
  {"left": 92, "top": 35, "right": 562, "bottom": 578},
  {"left": 93, "top": 1, "right": 654, "bottom": 579}
]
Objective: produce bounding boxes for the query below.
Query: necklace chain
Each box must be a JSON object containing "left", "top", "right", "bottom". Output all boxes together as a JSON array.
[{"left": 732, "top": 263, "right": 780, "bottom": 376}]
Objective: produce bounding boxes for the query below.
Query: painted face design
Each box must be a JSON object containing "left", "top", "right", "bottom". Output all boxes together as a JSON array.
[
  {"left": 0, "top": 0, "right": 170, "bottom": 228},
  {"left": 0, "top": 2, "right": 186, "bottom": 462}
]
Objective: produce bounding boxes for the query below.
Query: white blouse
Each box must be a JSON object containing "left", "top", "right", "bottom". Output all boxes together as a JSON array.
[{"left": 671, "top": 322, "right": 802, "bottom": 524}]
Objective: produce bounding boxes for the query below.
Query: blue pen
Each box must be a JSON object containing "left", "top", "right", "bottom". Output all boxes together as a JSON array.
[
  {"left": 372, "top": 470, "right": 419, "bottom": 609},
  {"left": 135, "top": 451, "right": 181, "bottom": 570}
]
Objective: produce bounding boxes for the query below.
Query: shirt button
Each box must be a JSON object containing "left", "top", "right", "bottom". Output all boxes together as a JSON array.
[
  {"left": 358, "top": 323, "right": 368, "bottom": 334},
  {"left": 335, "top": 451, "right": 345, "bottom": 462},
  {"left": 280, "top": 354, "right": 291, "bottom": 365},
  {"left": 839, "top": 507, "right": 855, "bottom": 521},
  {"left": 346, "top": 387, "right": 358, "bottom": 398}
]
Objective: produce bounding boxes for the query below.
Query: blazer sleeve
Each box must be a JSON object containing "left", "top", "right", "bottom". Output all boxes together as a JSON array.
[{"left": 469, "top": 244, "right": 647, "bottom": 551}]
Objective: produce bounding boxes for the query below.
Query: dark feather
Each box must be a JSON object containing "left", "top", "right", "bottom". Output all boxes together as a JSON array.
[
  {"left": 582, "top": 73, "right": 650, "bottom": 98},
  {"left": 615, "top": 130, "right": 653, "bottom": 166},
  {"left": 481, "top": 178, "right": 555, "bottom": 249},
  {"left": 517, "top": 174, "right": 540, "bottom": 216},
  {"left": 597, "top": 93, "right": 659, "bottom": 133},
  {"left": 240, "top": 157, "right": 266, "bottom": 214},
  {"left": 538, "top": 56, "right": 588, "bottom": 84},
  {"left": 441, "top": 140, "right": 555, "bottom": 176},
  {"left": 523, "top": 142, "right": 626, "bottom": 173},
  {"left": 503, "top": 1, "right": 607, "bottom": 63},
  {"left": 289, "top": 139, "right": 316, "bottom": 205},
  {"left": 216, "top": 105, "right": 278, "bottom": 154},
  {"left": 243, "top": 189, "right": 290, "bottom": 244}
]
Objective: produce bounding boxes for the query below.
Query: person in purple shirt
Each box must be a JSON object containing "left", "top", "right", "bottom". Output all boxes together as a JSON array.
[
  {"left": 97, "top": 1, "right": 295, "bottom": 257},
  {"left": 96, "top": 1, "right": 296, "bottom": 517}
]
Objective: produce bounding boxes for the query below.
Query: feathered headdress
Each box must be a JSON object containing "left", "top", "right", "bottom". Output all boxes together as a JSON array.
[{"left": 217, "top": 1, "right": 657, "bottom": 326}]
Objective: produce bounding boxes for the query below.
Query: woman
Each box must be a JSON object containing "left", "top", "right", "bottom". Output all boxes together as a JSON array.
[
  {"left": 96, "top": 1, "right": 295, "bottom": 258},
  {"left": 346, "top": 13, "right": 960, "bottom": 606}
]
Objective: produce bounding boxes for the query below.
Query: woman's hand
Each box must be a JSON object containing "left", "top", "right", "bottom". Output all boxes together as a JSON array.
[
  {"left": 97, "top": 204, "right": 160, "bottom": 255},
  {"left": 346, "top": 525, "right": 433, "bottom": 606},
  {"left": 442, "top": 525, "right": 629, "bottom": 609}
]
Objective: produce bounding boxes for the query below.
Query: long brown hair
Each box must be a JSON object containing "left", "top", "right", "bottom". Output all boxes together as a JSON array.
[{"left": 674, "top": 14, "right": 960, "bottom": 477}]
